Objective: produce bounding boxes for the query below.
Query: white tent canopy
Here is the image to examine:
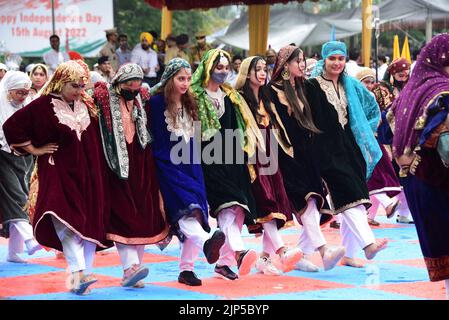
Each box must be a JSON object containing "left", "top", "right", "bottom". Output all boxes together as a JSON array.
[{"left": 215, "top": 0, "right": 449, "bottom": 51}]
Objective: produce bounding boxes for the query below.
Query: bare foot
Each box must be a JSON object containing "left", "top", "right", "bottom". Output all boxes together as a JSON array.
[
  {"left": 364, "top": 239, "right": 388, "bottom": 260},
  {"left": 341, "top": 256, "right": 364, "bottom": 268},
  {"left": 55, "top": 252, "right": 65, "bottom": 260}
]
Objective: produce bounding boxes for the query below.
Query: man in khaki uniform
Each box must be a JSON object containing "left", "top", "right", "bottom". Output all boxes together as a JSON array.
[
  {"left": 164, "top": 34, "right": 178, "bottom": 64},
  {"left": 100, "top": 28, "right": 119, "bottom": 72},
  {"left": 189, "top": 31, "right": 212, "bottom": 71},
  {"left": 175, "top": 34, "right": 191, "bottom": 63}
]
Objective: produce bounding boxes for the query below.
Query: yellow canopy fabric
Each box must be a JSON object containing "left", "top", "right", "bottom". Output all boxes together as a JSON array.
[
  {"left": 161, "top": 6, "right": 172, "bottom": 40},
  {"left": 393, "top": 35, "right": 400, "bottom": 61},
  {"left": 401, "top": 35, "right": 411, "bottom": 63},
  {"left": 248, "top": 4, "right": 270, "bottom": 56}
]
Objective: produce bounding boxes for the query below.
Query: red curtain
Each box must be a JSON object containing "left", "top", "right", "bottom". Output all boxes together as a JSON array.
[{"left": 143, "top": 0, "right": 312, "bottom": 10}]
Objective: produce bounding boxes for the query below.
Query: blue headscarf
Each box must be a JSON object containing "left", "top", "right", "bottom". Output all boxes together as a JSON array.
[{"left": 311, "top": 41, "right": 381, "bottom": 180}]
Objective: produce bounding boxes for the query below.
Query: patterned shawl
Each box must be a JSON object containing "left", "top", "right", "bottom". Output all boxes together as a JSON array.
[
  {"left": 95, "top": 63, "right": 151, "bottom": 179},
  {"left": 391, "top": 33, "right": 449, "bottom": 157}
]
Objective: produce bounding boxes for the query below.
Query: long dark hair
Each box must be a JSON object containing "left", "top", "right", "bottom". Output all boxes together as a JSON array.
[
  {"left": 271, "top": 48, "right": 320, "bottom": 134},
  {"left": 239, "top": 57, "right": 291, "bottom": 147},
  {"left": 158, "top": 75, "right": 199, "bottom": 123}
]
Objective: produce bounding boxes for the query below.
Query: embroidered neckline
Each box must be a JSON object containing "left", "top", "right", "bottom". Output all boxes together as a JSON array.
[
  {"left": 120, "top": 99, "right": 136, "bottom": 144},
  {"left": 205, "top": 87, "right": 226, "bottom": 119},
  {"left": 51, "top": 98, "right": 91, "bottom": 141},
  {"left": 316, "top": 76, "right": 348, "bottom": 128},
  {"left": 164, "top": 108, "right": 194, "bottom": 143}
]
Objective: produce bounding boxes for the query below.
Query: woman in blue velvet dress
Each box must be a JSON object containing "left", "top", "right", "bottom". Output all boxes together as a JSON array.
[{"left": 148, "top": 58, "right": 225, "bottom": 287}]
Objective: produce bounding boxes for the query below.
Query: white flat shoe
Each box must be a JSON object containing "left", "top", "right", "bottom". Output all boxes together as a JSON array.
[
  {"left": 280, "top": 247, "right": 303, "bottom": 272},
  {"left": 255, "top": 256, "right": 282, "bottom": 276},
  {"left": 322, "top": 246, "right": 346, "bottom": 271},
  {"left": 295, "top": 257, "right": 319, "bottom": 272},
  {"left": 7, "top": 253, "right": 27, "bottom": 263}
]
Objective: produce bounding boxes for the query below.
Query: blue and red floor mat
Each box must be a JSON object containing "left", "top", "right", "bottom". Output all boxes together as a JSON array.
[{"left": 0, "top": 214, "right": 446, "bottom": 300}]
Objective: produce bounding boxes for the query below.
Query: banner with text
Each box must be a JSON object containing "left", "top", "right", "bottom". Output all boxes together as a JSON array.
[{"left": 0, "top": 0, "right": 114, "bottom": 57}]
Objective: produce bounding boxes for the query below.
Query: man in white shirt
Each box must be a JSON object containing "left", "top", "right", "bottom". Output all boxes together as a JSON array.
[
  {"left": 116, "top": 34, "right": 132, "bottom": 67},
  {"left": 43, "top": 35, "right": 69, "bottom": 75},
  {"left": 376, "top": 55, "right": 388, "bottom": 81},
  {"left": 345, "top": 48, "right": 361, "bottom": 77},
  {"left": 131, "top": 32, "right": 159, "bottom": 87},
  {"left": 227, "top": 55, "right": 242, "bottom": 87}
]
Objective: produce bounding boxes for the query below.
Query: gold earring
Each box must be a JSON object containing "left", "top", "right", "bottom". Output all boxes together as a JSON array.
[{"left": 281, "top": 67, "right": 290, "bottom": 80}]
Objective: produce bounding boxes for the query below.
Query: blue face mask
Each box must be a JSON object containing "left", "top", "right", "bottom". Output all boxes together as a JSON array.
[{"left": 210, "top": 71, "right": 229, "bottom": 85}]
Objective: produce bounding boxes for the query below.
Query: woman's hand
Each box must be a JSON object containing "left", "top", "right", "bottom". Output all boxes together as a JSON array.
[{"left": 23, "top": 143, "right": 58, "bottom": 156}]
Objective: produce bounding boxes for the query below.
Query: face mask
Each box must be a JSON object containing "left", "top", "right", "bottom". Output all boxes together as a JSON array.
[
  {"left": 121, "top": 89, "right": 139, "bottom": 101},
  {"left": 268, "top": 63, "right": 275, "bottom": 69},
  {"left": 211, "top": 71, "right": 228, "bottom": 85}
]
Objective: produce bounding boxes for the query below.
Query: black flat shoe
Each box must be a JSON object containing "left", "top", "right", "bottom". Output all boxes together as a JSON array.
[
  {"left": 203, "top": 230, "right": 226, "bottom": 264},
  {"left": 178, "top": 271, "right": 202, "bottom": 286},
  {"left": 214, "top": 265, "right": 238, "bottom": 280}
]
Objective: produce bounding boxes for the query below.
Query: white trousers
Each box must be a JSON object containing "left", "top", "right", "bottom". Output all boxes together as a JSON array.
[
  {"left": 396, "top": 191, "right": 412, "bottom": 218},
  {"left": 297, "top": 198, "right": 327, "bottom": 255},
  {"left": 216, "top": 205, "right": 245, "bottom": 266},
  {"left": 8, "top": 220, "right": 34, "bottom": 256},
  {"left": 262, "top": 220, "right": 285, "bottom": 255},
  {"left": 445, "top": 279, "right": 449, "bottom": 300},
  {"left": 115, "top": 243, "right": 145, "bottom": 271},
  {"left": 52, "top": 216, "right": 96, "bottom": 273},
  {"left": 340, "top": 205, "right": 376, "bottom": 259},
  {"left": 368, "top": 192, "right": 393, "bottom": 220},
  {"left": 178, "top": 215, "right": 210, "bottom": 271}
]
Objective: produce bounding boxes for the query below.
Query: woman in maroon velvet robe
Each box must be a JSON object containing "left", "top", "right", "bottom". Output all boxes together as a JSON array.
[
  {"left": 3, "top": 61, "right": 111, "bottom": 295},
  {"left": 94, "top": 63, "right": 169, "bottom": 288},
  {"left": 234, "top": 56, "right": 303, "bottom": 275}
]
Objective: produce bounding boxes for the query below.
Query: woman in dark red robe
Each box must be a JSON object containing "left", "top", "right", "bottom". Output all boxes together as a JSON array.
[
  {"left": 94, "top": 63, "right": 169, "bottom": 288},
  {"left": 235, "top": 56, "right": 303, "bottom": 275},
  {"left": 3, "top": 61, "right": 111, "bottom": 295}
]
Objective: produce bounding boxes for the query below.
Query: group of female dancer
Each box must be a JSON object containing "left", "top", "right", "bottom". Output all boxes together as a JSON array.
[{"left": 2, "top": 34, "right": 448, "bottom": 298}]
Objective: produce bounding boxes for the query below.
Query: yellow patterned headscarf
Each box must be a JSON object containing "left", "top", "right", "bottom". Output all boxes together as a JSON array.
[
  {"left": 234, "top": 56, "right": 258, "bottom": 90},
  {"left": 41, "top": 60, "right": 86, "bottom": 96}
]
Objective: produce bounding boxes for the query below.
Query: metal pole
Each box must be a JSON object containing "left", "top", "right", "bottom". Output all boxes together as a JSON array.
[
  {"left": 51, "top": 0, "right": 55, "bottom": 35},
  {"left": 426, "top": 8, "right": 432, "bottom": 43},
  {"left": 373, "top": 5, "right": 380, "bottom": 82},
  {"left": 349, "top": 0, "right": 357, "bottom": 50}
]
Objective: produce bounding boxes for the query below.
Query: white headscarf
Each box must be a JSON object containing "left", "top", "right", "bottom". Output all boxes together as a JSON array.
[{"left": 0, "top": 71, "right": 32, "bottom": 152}]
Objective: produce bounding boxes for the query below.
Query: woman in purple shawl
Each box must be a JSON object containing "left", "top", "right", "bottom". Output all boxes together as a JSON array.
[{"left": 391, "top": 33, "right": 449, "bottom": 297}]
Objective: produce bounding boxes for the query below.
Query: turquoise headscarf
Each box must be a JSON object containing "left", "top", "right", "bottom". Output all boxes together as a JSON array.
[{"left": 311, "top": 41, "right": 381, "bottom": 180}]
